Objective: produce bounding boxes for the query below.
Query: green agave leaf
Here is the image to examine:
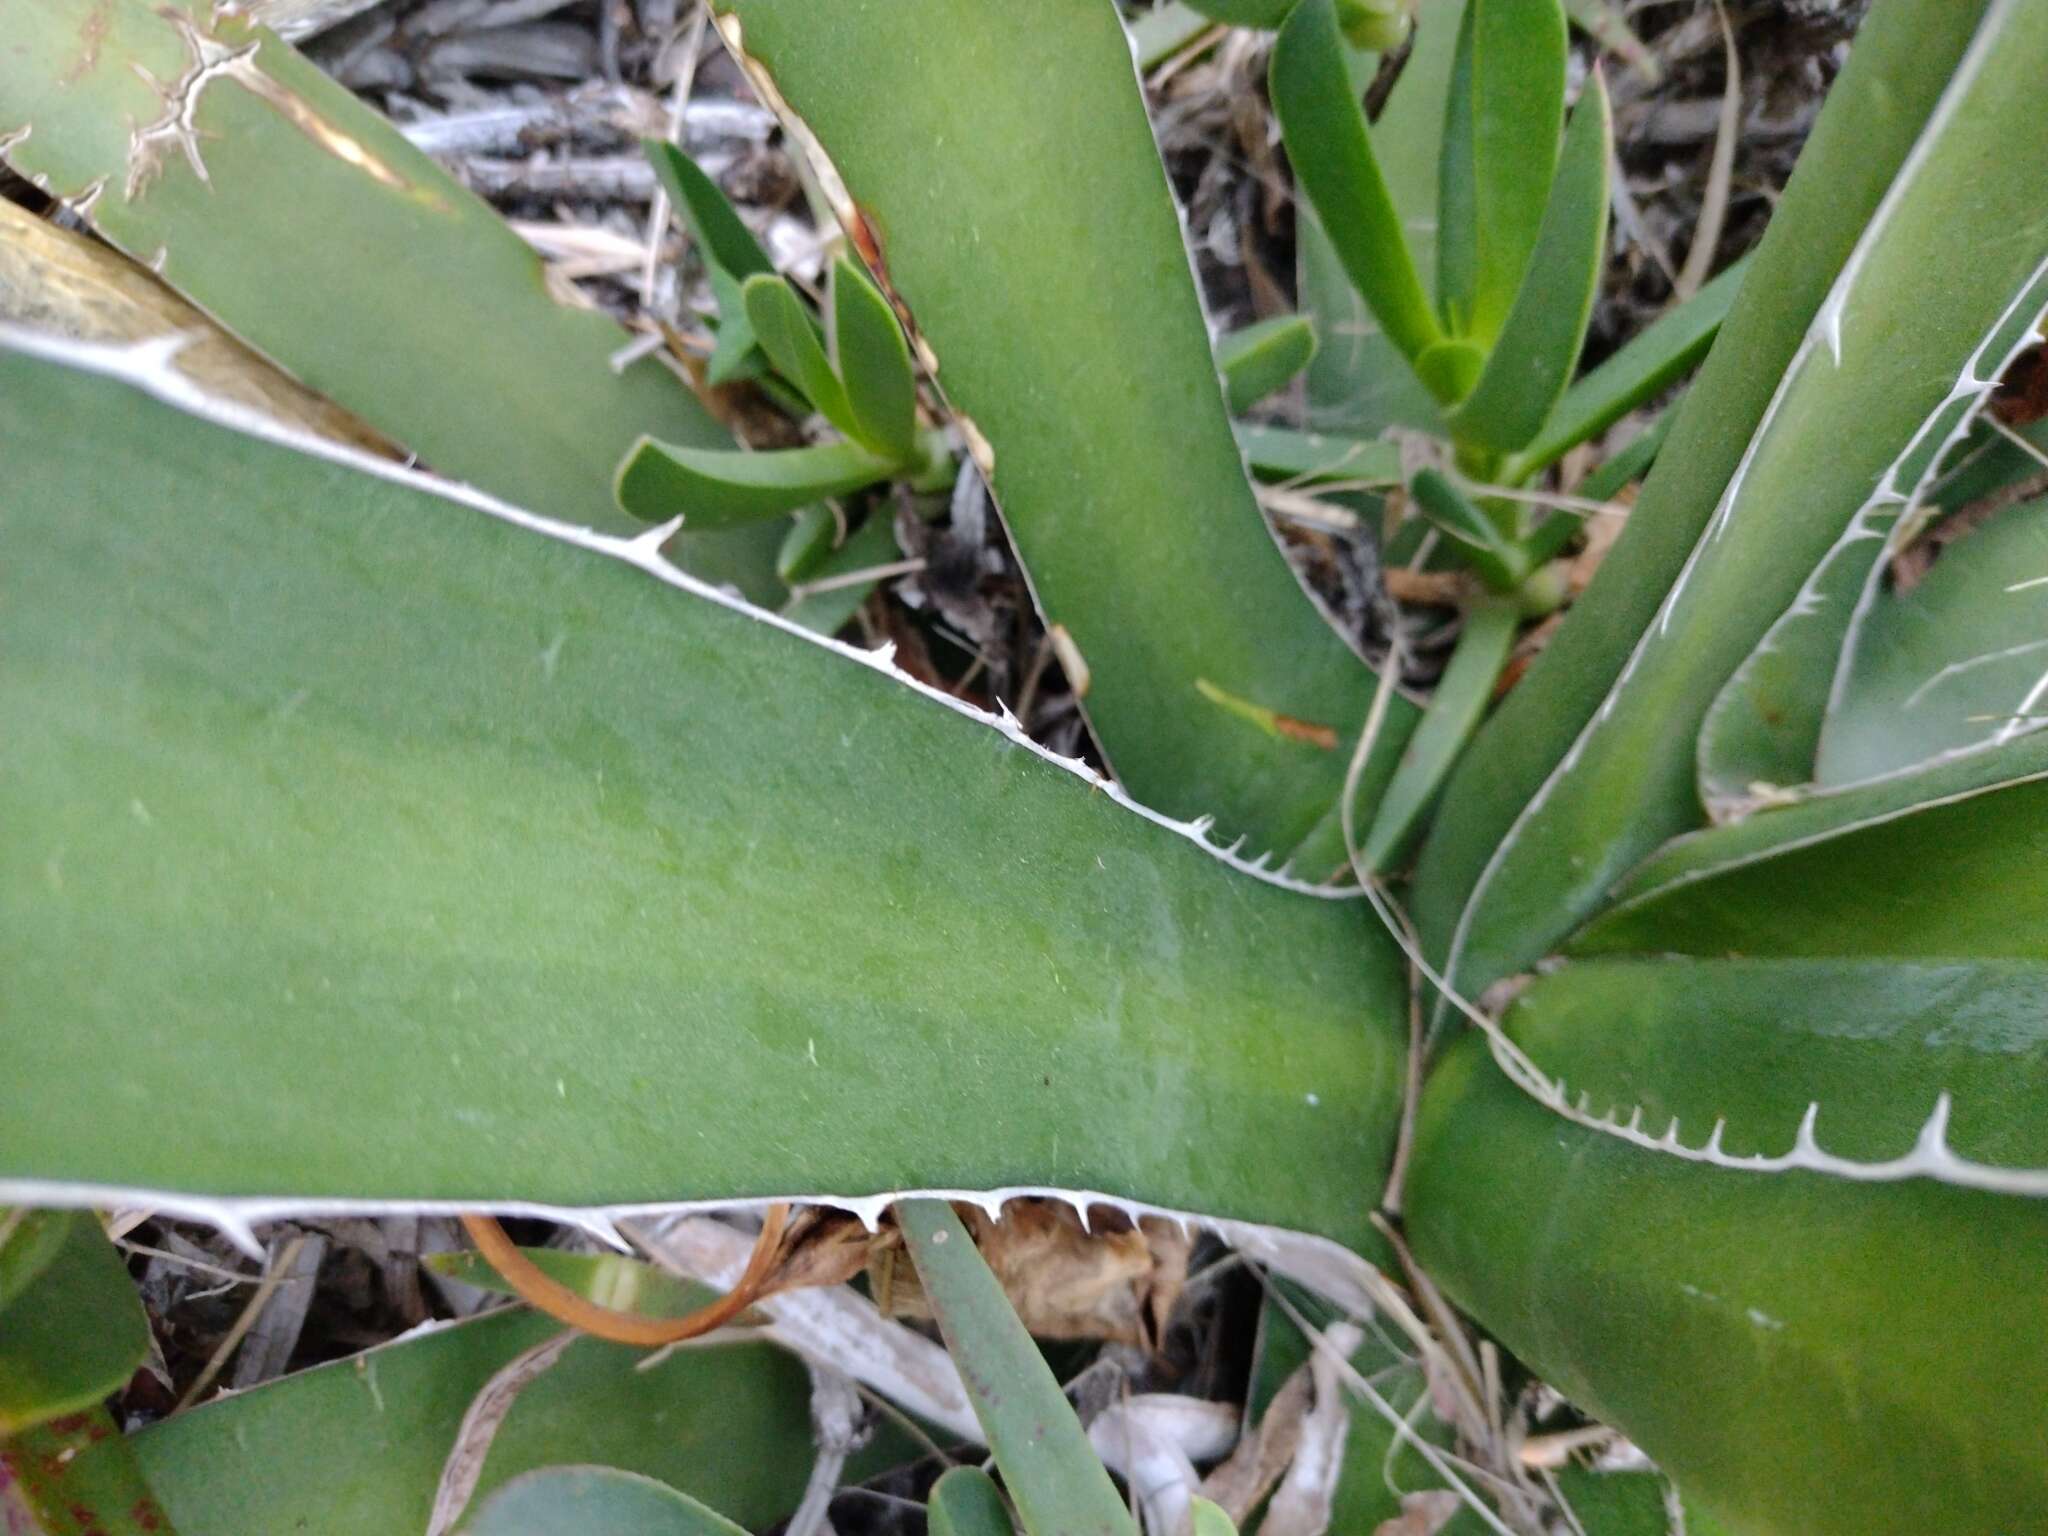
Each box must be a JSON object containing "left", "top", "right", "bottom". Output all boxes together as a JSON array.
[
  {"left": 898, "top": 1201, "right": 1136, "bottom": 1536},
  {"left": 1412, "top": 0, "right": 1997, "bottom": 974},
  {"left": 1446, "top": 70, "right": 1610, "bottom": 453},
  {"left": 615, "top": 435, "right": 913, "bottom": 526},
  {"left": 427, "top": 1248, "right": 717, "bottom": 1318},
  {"left": 1815, "top": 489, "right": 2048, "bottom": 785},
  {"left": 1217, "top": 315, "right": 1318, "bottom": 414},
  {"left": 743, "top": 274, "right": 861, "bottom": 441},
  {"left": 0, "top": 1215, "right": 148, "bottom": 1436},
  {"left": 1922, "top": 414, "right": 2048, "bottom": 515},
  {"left": 1298, "top": 0, "right": 1464, "bottom": 438},
  {"left": 463, "top": 1467, "right": 747, "bottom": 1536},
  {"left": 718, "top": 0, "right": 1416, "bottom": 869},
  {"left": 1509, "top": 254, "right": 1749, "bottom": 481},
  {"left": 1405, "top": 1028, "right": 2048, "bottom": 1536},
  {"left": 1696, "top": 261, "right": 2048, "bottom": 815},
  {"left": 776, "top": 502, "right": 840, "bottom": 584},
  {"left": 1416, "top": 0, "right": 2048, "bottom": 1006},
  {"left": 644, "top": 140, "right": 775, "bottom": 282},
  {"left": 3, "top": 1407, "right": 180, "bottom": 1536},
  {"left": 1576, "top": 729, "right": 2048, "bottom": 964},
  {"left": 1440, "top": 0, "right": 1568, "bottom": 346},
  {"left": 0, "top": 339, "right": 1406, "bottom": 1251},
  {"left": 0, "top": 2, "right": 775, "bottom": 597},
  {"left": 1235, "top": 424, "right": 1402, "bottom": 487},
  {"left": 927, "top": 1468, "right": 1017, "bottom": 1536},
  {"left": 1272, "top": 0, "right": 1444, "bottom": 370},
  {"left": 832, "top": 256, "right": 919, "bottom": 463},
  {"left": 127, "top": 1310, "right": 897, "bottom": 1534},
  {"left": 1360, "top": 597, "right": 1518, "bottom": 872}
]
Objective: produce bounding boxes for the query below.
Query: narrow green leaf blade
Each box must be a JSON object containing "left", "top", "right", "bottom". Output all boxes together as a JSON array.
[
  {"left": 0, "top": 2, "right": 774, "bottom": 595},
  {"left": 616, "top": 436, "right": 902, "bottom": 526},
  {"left": 0, "top": 342, "right": 1406, "bottom": 1251},
  {"left": 1361, "top": 598, "right": 1518, "bottom": 871},
  {"left": 1235, "top": 424, "right": 1402, "bottom": 487},
  {"left": 927, "top": 1467, "right": 1018, "bottom": 1536},
  {"left": 645, "top": 140, "right": 775, "bottom": 281},
  {"left": 780, "top": 511, "right": 900, "bottom": 635},
  {"left": 1413, "top": 0, "right": 1998, "bottom": 973},
  {"left": 898, "top": 1202, "right": 1136, "bottom": 1536},
  {"left": 130, "top": 1311, "right": 889, "bottom": 1534},
  {"left": 1408, "top": 473, "right": 1525, "bottom": 590},
  {"left": 0, "top": 1215, "right": 148, "bottom": 1436},
  {"left": 719, "top": 0, "right": 1416, "bottom": 869},
  {"left": 1272, "top": 0, "right": 1444, "bottom": 368},
  {"left": 1511, "top": 255, "right": 1749, "bottom": 479},
  {"left": 832, "top": 256, "right": 919, "bottom": 462},
  {"left": 463, "top": 1467, "right": 748, "bottom": 1536},
  {"left": 4, "top": 1407, "right": 181, "bottom": 1536},
  {"left": 1459, "top": 0, "right": 1569, "bottom": 344},
  {"left": 1217, "top": 315, "right": 1318, "bottom": 413},
  {"left": 743, "top": 274, "right": 861, "bottom": 441},
  {"left": 1420, "top": 0, "right": 2048, "bottom": 1003},
  {"left": 1446, "top": 71, "right": 1611, "bottom": 453}
]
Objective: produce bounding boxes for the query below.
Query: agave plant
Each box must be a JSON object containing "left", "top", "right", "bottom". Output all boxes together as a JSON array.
[{"left": 3, "top": 0, "right": 2047, "bottom": 1533}]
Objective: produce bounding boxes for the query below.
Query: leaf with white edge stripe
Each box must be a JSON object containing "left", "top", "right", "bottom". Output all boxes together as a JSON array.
[
  {"left": 1814, "top": 488, "right": 2048, "bottom": 785},
  {"left": 1406, "top": 1031, "right": 2048, "bottom": 1536},
  {"left": 0, "top": 331, "right": 1406, "bottom": 1257},
  {"left": 1420, "top": 0, "right": 2048, "bottom": 1009},
  {"left": 1697, "top": 261, "right": 2048, "bottom": 815}
]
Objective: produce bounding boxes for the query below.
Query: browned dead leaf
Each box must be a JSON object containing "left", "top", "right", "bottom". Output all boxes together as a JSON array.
[
  {"left": 1200, "top": 1359, "right": 1312, "bottom": 1524},
  {"left": 875, "top": 1200, "right": 1189, "bottom": 1348},
  {"left": 1383, "top": 568, "right": 1473, "bottom": 607}
]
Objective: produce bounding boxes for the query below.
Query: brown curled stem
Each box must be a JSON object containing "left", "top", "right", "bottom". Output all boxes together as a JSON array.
[{"left": 459, "top": 1204, "right": 791, "bottom": 1348}]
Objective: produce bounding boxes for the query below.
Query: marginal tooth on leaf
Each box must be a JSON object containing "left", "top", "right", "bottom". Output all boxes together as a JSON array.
[
  {"left": 632, "top": 514, "right": 687, "bottom": 557},
  {"left": 1626, "top": 1106, "right": 1645, "bottom": 1136},
  {"left": 868, "top": 640, "right": 898, "bottom": 671},
  {"left": 1661, "top": 1116, "right": 1683, "bottom": 1147},
  {"left": 1706, "top": 1118, "right": 1729, "bottom": 1156},
  {"left": 568, "top": 1211, "right": 631, "bottom": 1252},
  {"left": 1916, "top": 1092, "right": 1955, "bottom": 1155},
  {"left": 1794, "top": 1102, "right": 1823, "bottom": 1156},
  {"left": 214, "top": 1209, "right": 266, "bottom": 1263},
  {"left": 1188, "top": 814, "right": 1216, "bottom": 838}
]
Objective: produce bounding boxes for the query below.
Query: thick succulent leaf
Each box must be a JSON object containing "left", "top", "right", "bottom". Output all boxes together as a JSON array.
[
  {"left": 716, "top": 0, "right": 1415, "bottom": 868},
  {"left": 832, "top": 256, "right": 920, "bottom": 463},
  {"left": 1217, "top": 315, "right": 1318, "bottom": 414},
  {"left": 463, "top": 1467, "right": 748, "bottom": 1536},
  {"left": 1446, "top": 72, "right": 1610, "bottom": 453},
  {"left": 0, "top": 1, "right": 775, "bottom": 596},
  {"left": 1503, "top": 957, "right": 2048, "bottom": 1172},
  {"left": 127, "top": 1310, "right": 894, "bottom": 1534},
  {"left": 1360, "top": 598, "right": 1519, "bottom": 872},
  {"left": 1235, "top": 424, "right": 1401, "bottom": 487},
  {"left": 0, "top": 340, "right": 1405, "bottom": 1251},
  {"left": 1412, "top": 0, "right": 1997, "bottom": 974},
  {"left": 1299, "top": 0, "right": 1465, "bottom": 437},
  {"left": 1509, "top": 254, "right": 1748, "bottom": 480},
  {"left": 644, "top": 140, "right": 774, "bottom": 282},
  {"left": 927, "top": 1468, "right": 1018, "bottom": 1536},
  {"left": 1272, "top": 0, "right": 1443, "bottom": 369},
  {"left": 898, "top": 1201, "right": 1136, "bottom": 1536},
  {"left": 1406, "top": 1031, "right": 2048, "bottom": 1536},
  {"left": 1696, "top": 262, "right": 2048, "bottom": 814},
  {"left": 0, "top": 1208, "right": 75, "bottom": 1311},
  {"left": 1408, "top": 474, "right": 1526, "bottom": 591},
  {"left": 1416, "top": 0, "right": 2048, "bottom": 1005},
  {"left": 1576, "top": 729, "right": 2048, "bottom": 964},
  {"left": 743, "top": 275, "right": 861, "bottom": 440},
  {"left": 615, "top": 436, "right": 910, "bottom": 526},
  {"left": 0, "top": 1216, "right": 149, "bottom": 1435},
  {"left": 1439, "top": 0, "right": 1568, "bottom": 345},
  {"left": 1815, "top": 489, "right": 2048, "bottom": 784}
]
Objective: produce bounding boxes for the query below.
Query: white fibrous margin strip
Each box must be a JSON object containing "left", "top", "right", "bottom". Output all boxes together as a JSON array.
[
  {"left": 1434, "top": 0, "right": 2026, "bottom": 1025},
  {"left": 1702, "top": 250, "right": 2048, "bottom": 819},
  {"left": 1817, "top": 253, "right": 2048, "bottom": 778},
  {"left": 0, "top": 324, "right": 1349, "bottom": 899}
]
